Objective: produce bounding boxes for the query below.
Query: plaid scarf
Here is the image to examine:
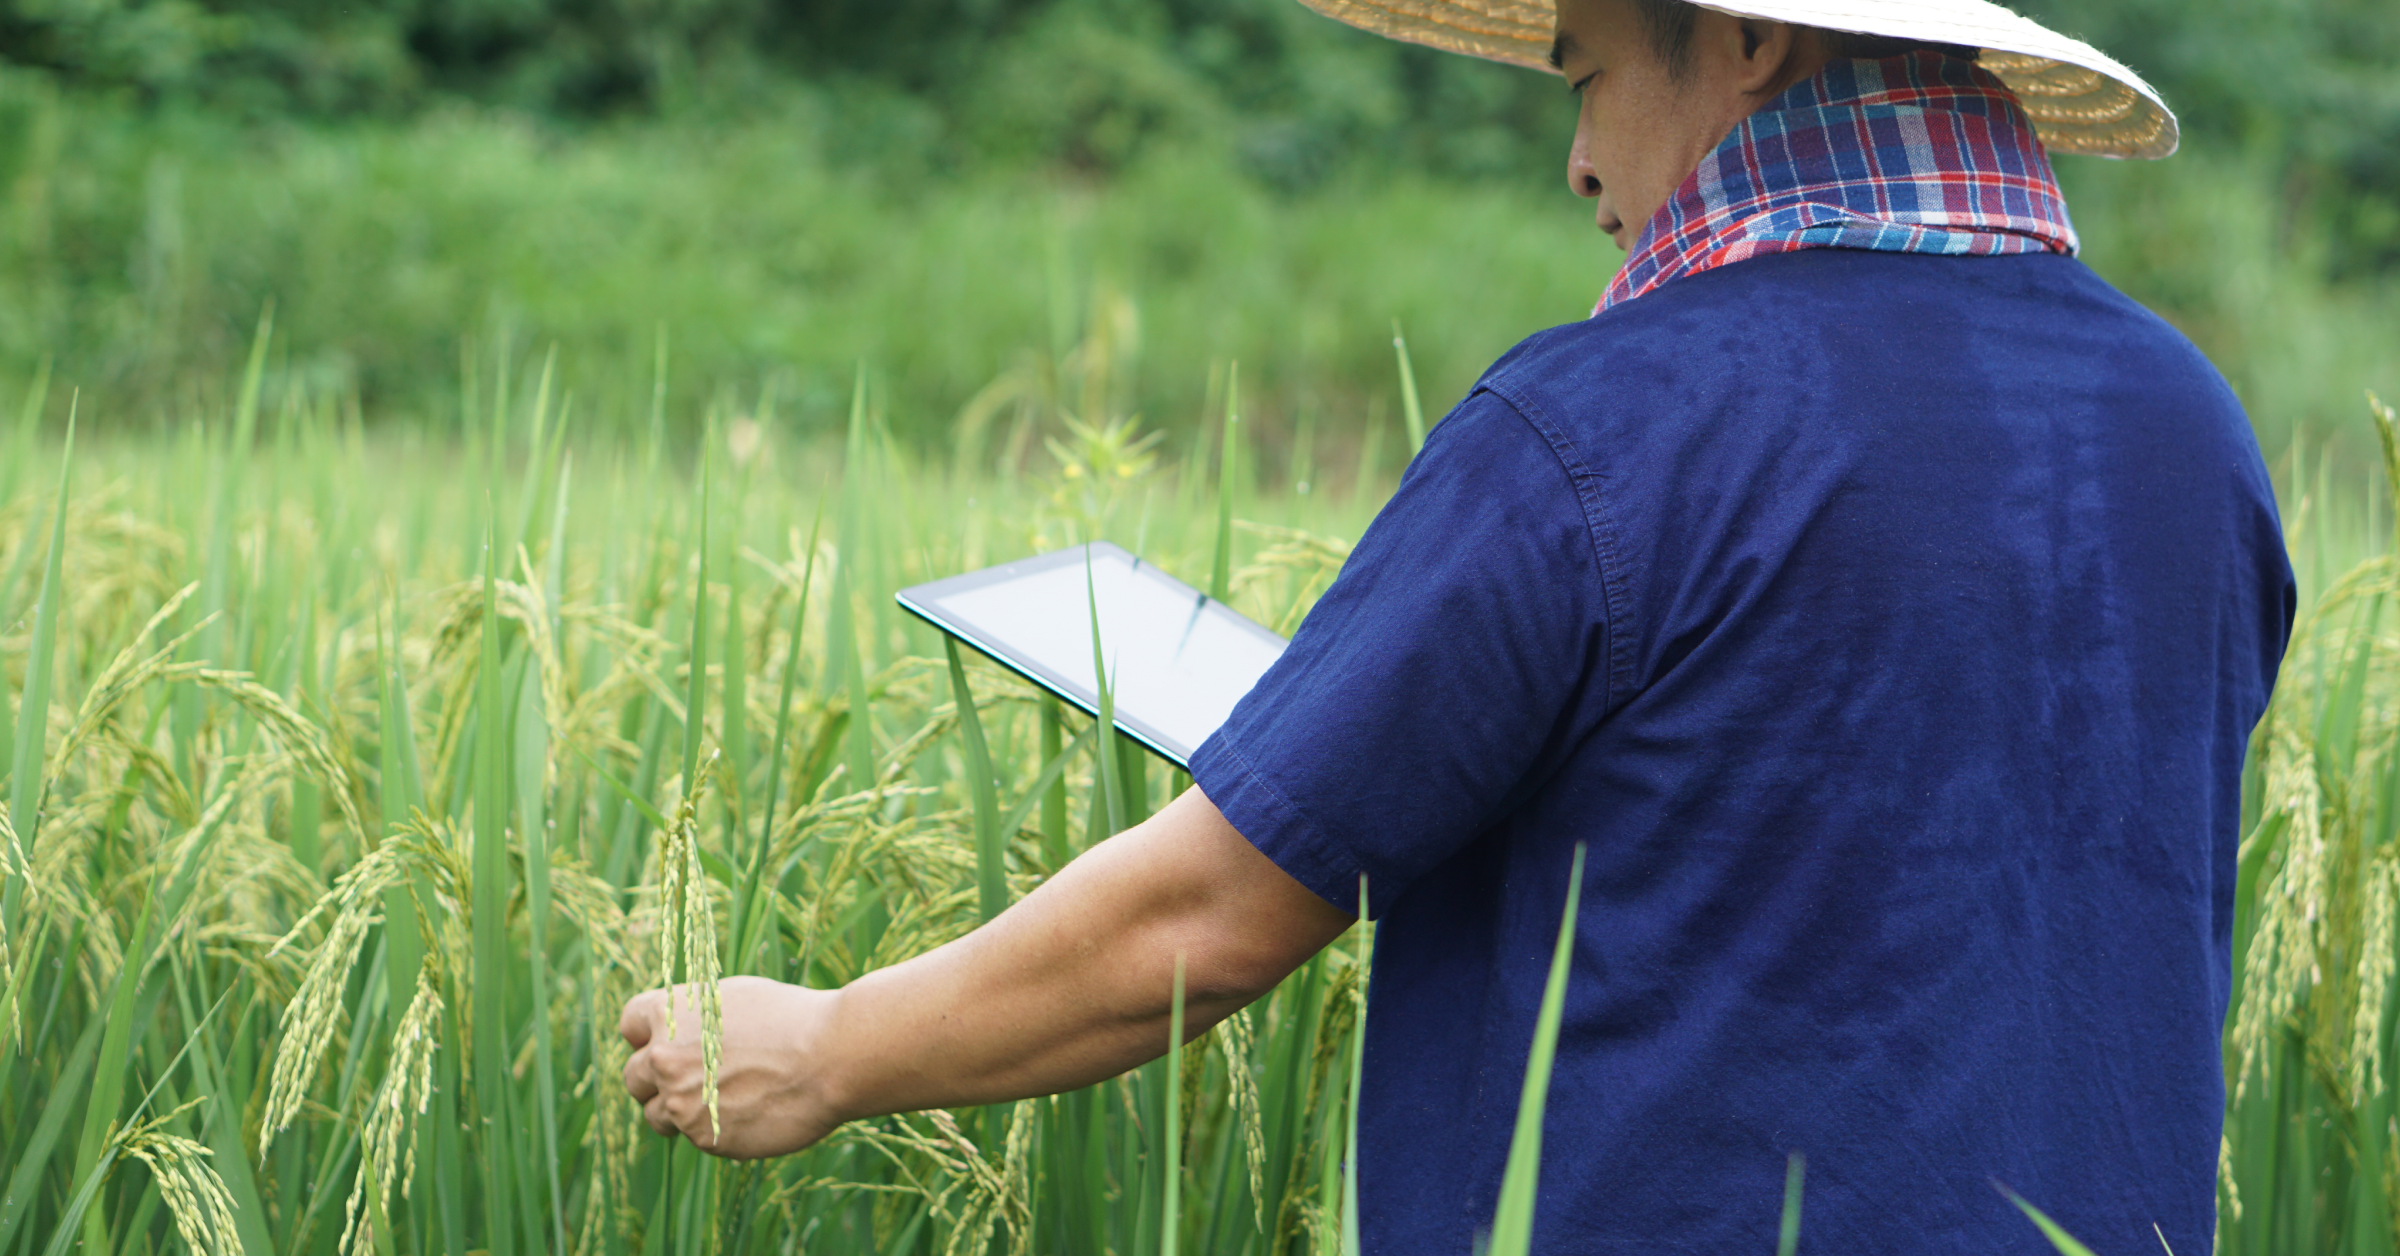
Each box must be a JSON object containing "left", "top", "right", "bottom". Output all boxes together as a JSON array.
[{"left": 1601, "top": 52, "right": 2077, "bottom": 312}]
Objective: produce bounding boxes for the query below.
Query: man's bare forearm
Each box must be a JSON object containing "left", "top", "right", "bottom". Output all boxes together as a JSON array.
[
  {"left": 815, "top": 786, "right": 1356, "bottom": 1121},
  {"left": 620, "top": 784, "right": 1354, "bottom": 1158}
]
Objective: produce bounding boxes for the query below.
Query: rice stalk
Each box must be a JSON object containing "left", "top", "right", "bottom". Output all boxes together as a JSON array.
[
  {"left": 656, "top": 750, "right": 725, "bottom": 1138},
  {"left": 261, "top": 824, "right": 466, "bottom": 1140},
  {"left": 340, "top": 963, "right": 445, "bottom": 1256},
  {"left": 117, "top": 1098, "right": 246, "bottom": 1256},
  {"left": 1221, "top": 1005, "right": 1269, "bottom": 1232}
]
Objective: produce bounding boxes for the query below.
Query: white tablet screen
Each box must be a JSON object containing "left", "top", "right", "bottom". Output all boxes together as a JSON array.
[{"left": 896, "top": 542, "right": 1289, "bottom": 766}]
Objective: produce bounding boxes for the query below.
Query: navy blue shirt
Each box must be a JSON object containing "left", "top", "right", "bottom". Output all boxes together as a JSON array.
[{"left": 1189, "top": 250, "right": 2294, "bottom": 1253}]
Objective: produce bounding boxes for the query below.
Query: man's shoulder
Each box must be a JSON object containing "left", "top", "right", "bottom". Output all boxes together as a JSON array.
[{"left": 1474, "top": 250, "right": 2233, "bottom": 440}]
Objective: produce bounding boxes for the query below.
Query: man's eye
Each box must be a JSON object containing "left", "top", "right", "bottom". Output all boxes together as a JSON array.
[{"left": 1568, "top": 73, "right": 1596, "bottom": 97}]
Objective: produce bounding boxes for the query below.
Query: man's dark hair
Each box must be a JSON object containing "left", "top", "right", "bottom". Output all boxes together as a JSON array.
[{"left": 1631, "top": 0, "right": 1981, "bottom": 80}]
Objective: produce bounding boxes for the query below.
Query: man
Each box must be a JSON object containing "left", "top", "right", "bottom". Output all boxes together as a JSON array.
[{"left": 621, "top": 0, "right": 2295, "bottom": 1249}]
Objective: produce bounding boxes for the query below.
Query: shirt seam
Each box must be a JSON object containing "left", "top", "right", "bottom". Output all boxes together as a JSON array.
[
  {"left": 1195, "top": 731, "right": 1374, "bottom": 915},
  {"left": 1471, "top": 379, "right": 1635, "bottom": 716}
]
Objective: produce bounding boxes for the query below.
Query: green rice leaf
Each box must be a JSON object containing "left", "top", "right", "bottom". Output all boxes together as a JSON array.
[
  {"left": 516, "top": 652, "right": 568, "bottom": 1255},
  {"left": 1085, "top": 547, "right": 1125, "bottom": 836},
  {"left": 1392, "top": 321, "right": 1427, "bottom": 455},
  {"left": 946, "top": 637, "right": 1007, "bottom": 923},
  {"left": 470, "top": 517, "right": 518, "bottom": 1256},
  {"left": 1341, "top": 879, "right": 1369, "bottom": 1256},
  {"left": 1164, "top": 955, "right": 1186, "bottom": 1256},
  {"left": 70, "top": 877, "right": 156, "bottom": 1254},
  {"left": 1486, "top": 843, "right": 1586, "bottom": 1256},
  {"left": 0, "top": 1015, "right": 101, "bottom": 1255},
  {"left": 1997, "top": 1184, "right": 2100, "bottom": 1256},
  {"left": 39, "top": 1143, "right": 122, "bottom": 1256},
  {"left": 4, "top": 402, "right": 72, "bottom": 936},
  {"left": 1000, "top": 718, "right": 1098, "bottom": 854},
  {"left": 682, "top": 434, "right": 712, "bottom": 791},
  {"left": 736, "top": 503, "right": 821, "bottom": 966},
  {"left": 1777, "top": 1152, "right": 1805, "bottom": 1256},
  {"left": 1211, "top": 363, "right": 1239, "bottom": 604}
]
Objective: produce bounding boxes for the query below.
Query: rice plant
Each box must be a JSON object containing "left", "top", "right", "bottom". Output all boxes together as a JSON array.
[
  {"left": 2216, "top": 395, "right": 2400, "bottom": 1255},
  {"left": 0, "top": 306, "right": 2386, "bottom": 1254},
  {"left": 0, "top": 321, "right": 1383, "bottom": 1256}
]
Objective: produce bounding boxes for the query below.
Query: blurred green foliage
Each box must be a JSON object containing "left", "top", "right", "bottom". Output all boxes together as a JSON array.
[
  {"left": 6, "top": 0, "right": 2397, "bottom": 234},
  {"left": 0, "top": 0, "right": 2393, "bottom": 454},
  {"left": 2018, "top": 0, "right": 2400, "bottom": 274},
  {"left": 0, "top": 0, "right": 1570, "bottom": 186}
]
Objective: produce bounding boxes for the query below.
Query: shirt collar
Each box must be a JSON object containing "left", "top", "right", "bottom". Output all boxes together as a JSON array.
[{"left": 1601, "top": 52, "right": 2078, "bottom": 313}]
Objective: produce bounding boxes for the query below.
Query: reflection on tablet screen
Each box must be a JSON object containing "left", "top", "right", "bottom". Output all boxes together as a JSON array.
[{"left": 897, "top": 544, "right": 1289, "bottom": 765}]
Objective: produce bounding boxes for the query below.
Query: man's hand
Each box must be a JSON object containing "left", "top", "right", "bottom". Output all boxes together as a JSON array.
[
  {"left": 619, "top": 976, "right": 846, "bottom": 1159},
  {"left": 617, "top": 786, "right": 1352, "bottom": 1161}
]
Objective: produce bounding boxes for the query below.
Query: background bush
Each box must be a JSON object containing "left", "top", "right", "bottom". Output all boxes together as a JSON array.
[{"left": 0, "top": 0, "right": 2392, "bottom": 457}]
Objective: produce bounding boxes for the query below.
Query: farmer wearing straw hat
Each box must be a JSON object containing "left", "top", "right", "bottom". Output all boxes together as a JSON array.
[{"left": 621, "top": 1, "right": 2295, "bottom": 1249}]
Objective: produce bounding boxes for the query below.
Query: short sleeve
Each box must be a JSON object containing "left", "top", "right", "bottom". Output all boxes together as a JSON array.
[{"left": 1188, "top": 389, "right": 1610, "bottom": 916}]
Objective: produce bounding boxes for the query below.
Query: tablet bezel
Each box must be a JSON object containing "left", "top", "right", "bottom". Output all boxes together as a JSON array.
[{"left": 894, "top": 541, "right": 1287, "bottom": 768}]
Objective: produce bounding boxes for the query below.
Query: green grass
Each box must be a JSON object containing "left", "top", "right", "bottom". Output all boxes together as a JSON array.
[
  {"left": 0, "top": 258, "right": 2394, "bottom": 1254},
  {"left": 0, "top": 317, "right": 1402, "bottom": 1254}
]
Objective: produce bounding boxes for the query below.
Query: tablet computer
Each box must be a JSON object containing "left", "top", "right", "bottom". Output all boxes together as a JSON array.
[{"left": 895, "top": 542, "right": 1289, "bottom": 768}]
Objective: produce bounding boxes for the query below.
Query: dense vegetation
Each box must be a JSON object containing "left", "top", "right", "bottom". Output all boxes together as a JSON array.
[
  {"left": 1, "top": 336, "right": 2398, "bottom": 1254},
  {"left": 0, "top": 0, "right": 2394, "bottom": 452},
  {"left": 3, "top": 0, "right": 2399, "bottom": 1251}
]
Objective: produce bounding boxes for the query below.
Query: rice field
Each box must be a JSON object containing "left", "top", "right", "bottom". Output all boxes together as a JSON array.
[{"left": 0, "top": 309, "right": 2394, "bottom": 1254}]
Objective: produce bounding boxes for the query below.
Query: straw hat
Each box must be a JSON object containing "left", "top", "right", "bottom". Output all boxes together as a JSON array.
[{"left": 1289, "top": 0, "right": 2177, "bottom": 159}]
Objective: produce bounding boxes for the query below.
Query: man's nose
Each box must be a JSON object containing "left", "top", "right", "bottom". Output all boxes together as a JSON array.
[{"left": 1567, "top": 131, "right": 1601, "bottom": 199}]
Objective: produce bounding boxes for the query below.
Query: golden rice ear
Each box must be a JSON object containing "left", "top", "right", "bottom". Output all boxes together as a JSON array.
[{"left": 117, "top": 1104, "right": 246, "bottom": 1256}]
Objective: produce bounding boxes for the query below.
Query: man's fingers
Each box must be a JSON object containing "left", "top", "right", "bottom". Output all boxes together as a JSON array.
[
  {"left": 619, "top": 989, "right": 662, "bottom": 1048},
  {"left": 642, "top": 1094, "right": 721, "bottom": 1150},
  {"left": 623, "top": 1049, "right": 659, "bottom": 1104}
]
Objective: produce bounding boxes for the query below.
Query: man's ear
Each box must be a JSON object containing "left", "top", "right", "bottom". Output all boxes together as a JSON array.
[{"left": 1731, "top": 18, "right": 1801, "bottom": 94}]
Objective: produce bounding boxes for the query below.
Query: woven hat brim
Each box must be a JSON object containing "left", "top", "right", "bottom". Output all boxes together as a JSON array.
[{"left": 1290, "top": 0, "right": 2177, "bottom": 159}]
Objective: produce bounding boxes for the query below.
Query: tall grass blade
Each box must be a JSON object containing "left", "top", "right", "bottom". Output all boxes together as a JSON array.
[
  {"left": 683, "top": 440, "right": 713, "bottom": 791},
  {"left": 0, "top": 360, "right": 50, "bottom": 630},
  {"left": 234, "top": 301, "right": 273, "bottom": 453},
  {"left": 2369, "top": 392, "right": 2399, "bottom": 558},
  {"left": 947, "top": 637, "right": 1008, "bottom": 923},
  {"left": 471, "top": 517, "right": 519, "bottom": 1256},
  {"left": 0, "top": 1017, "right": 100, "bottom": 1254},
  {"left": 1000, "top": 719, "right": 1097, "bottom": 849},
  {"left": 1085, "top": 547, "right": 1125, "bottom": 836},
  {"left": 1392, "top": 321, "right": 1427, "bottom": 455},
  {"left": 38, "top": 1144, "right": 121, "bottom": 1256},
  {"left": 169, "top": 968, "right": 275, "bottom": 1256},
  {"left": 1039, "top": 697, "right": 1069, "bottom": 867},
  {"left": 1777, "top": 1152, "right": 1805, "bottom": 1256},
  {"left": 70, "top": 881, "right": 157, "bottom": 1254},
  {"left": 1341, "top": 880, "right": 1368, "bottom": 1256},
  {"left": 517, "top": 653, "right": 568, "bottom": 1254},
  {"left": 1997, "top": 1184, "right": 2100, "bottom": 1256},
  {"left": 737, "top": 506, "right": 821, "bottom": 964},
  {"left": 1487, "top": 844, "right": 1587, "bottom": 1256},
  {"left": 289, "top": 592, "right": 325, "bottom": 871},
  {"left": 4, "top": 358, "right": 45, "bottom": 504},
  {"left": 721, "top": 506, "right": 751, "bottom": 829},
  {"left": 835, "top": 369, "right": 877, "bottom": 793},
  {"left": 3, "top": 403, "right": 70, "bottom": 939},
  {"left": 1165, "top": 955, "right": 1186, "bottom": 1256},
  {"left": 1211, "top": 364, "right": 1239, "bottom": 604}
]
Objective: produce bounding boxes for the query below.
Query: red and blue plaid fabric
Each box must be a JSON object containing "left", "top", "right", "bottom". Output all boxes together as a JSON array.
[{"left": 1601, "top": 52, "right": 2077, "bottom": 312}]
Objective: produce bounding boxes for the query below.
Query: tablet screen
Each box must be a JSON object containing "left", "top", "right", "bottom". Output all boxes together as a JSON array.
[{"left": 895, "top": 542, "right": 1289, "bottom": 767}]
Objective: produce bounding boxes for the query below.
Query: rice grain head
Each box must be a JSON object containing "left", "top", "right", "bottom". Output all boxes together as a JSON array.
[
  {"left": 117, "top": 1100, "right": 245, "bottom": 1256},
  {"left": 657, "top": 752, "right": 726, "bottom": 1139},
  {"left": 341, "top": 961, "right": 446, "bottom": 1256}
]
